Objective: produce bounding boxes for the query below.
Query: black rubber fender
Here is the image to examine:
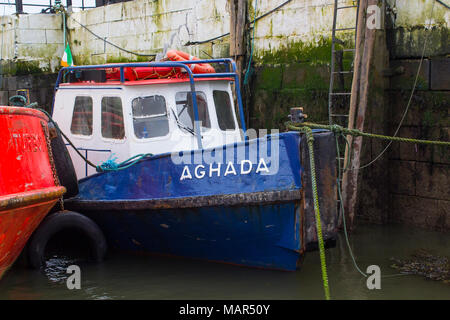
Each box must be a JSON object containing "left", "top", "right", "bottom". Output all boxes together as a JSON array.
[
  {"left": 27, "top": 211, "right": 107, "bottom": 269},
  {"left": 48, "top": 122, "right": 79, "bottom": 199}
]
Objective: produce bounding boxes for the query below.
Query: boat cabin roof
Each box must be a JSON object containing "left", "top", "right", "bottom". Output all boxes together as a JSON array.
[{"left": 54, "top": 59, "right": 246, "bottom": 135}]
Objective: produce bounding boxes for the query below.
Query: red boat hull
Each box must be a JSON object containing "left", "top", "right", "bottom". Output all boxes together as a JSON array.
[{"left": 0, "top": 107, "right": 65, "bottom": 279}]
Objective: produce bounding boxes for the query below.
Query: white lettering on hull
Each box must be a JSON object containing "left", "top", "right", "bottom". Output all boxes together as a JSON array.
[{"left": 180, "top": 158, "right": 270, "bottom": 181}]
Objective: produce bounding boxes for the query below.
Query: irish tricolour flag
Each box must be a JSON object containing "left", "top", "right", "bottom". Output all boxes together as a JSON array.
[{"left": 61, "top": 44, "right": 74, "bottom": 67}]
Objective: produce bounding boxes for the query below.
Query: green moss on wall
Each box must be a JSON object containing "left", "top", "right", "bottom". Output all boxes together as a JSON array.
[
  {"left": 254, "top": 36, "right": 353, "bottom": 66},
  {"left": 70, "top": 54, "right": 153, "bottom": 66},
  {"left": 2, "top": 60, "right": 46, "bottom": 76},
  {"left": 248, "top": 37, "right": 347, "bottom": 129},
  {"left": 256, "top": 66, "right": 283, "bottom": 90},
  {"left": 421, "top": 91, "right": 449, "bottom": 128},
  {"left": 153, "top": 0, "right": 164, "bottom": 32},
  {"left": 388, "top": 26, "right": 449, "bottom": 59},
  {"left": 106, "top": 56, "right": 151, "bottom": 63}
]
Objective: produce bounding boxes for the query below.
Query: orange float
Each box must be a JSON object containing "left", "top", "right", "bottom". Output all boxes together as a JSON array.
[
  {"left": 166, "top": 50, "right": 215, "bottom": 74},
  {"left": 105, "top": 66, "right": 179, "bottom": 81}
]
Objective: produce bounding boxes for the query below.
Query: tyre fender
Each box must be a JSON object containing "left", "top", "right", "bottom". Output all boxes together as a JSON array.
[
  {"left": 27, "top": 211, "right": 107, "bottom": 269},
  {"left": 48, "top": 122, "right": 79, "bottom": 199}
]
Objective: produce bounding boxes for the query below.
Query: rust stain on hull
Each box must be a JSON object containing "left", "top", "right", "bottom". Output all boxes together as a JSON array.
[{"left": 0, "top": 187, "right": 66, "bottom": 212}]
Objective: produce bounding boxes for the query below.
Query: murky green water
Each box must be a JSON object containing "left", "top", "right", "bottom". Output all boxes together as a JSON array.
[{"left": 0, "top": 224, "right": 449, "bottom": 300}]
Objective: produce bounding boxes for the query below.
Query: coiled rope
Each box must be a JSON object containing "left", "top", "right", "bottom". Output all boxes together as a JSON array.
[{"left": 96, "top": 153, "right": 154, "bottom": 172}]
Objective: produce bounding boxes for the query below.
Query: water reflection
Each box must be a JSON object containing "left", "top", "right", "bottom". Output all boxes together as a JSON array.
[{"left": 0, "top": 224, "right": 449, "bottom": 300}]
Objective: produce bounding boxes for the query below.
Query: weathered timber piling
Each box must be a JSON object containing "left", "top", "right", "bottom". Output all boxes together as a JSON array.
[
  {"left": 229, "top": 0, "right": 247, "bottom": 85},
  {"left": 342, "top": 0, "right": 390, "bottom": 230}
]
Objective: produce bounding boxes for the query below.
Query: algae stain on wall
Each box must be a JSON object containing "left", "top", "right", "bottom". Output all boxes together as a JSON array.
[{"left": 248, "top": 33, "right": 356, "bottom": 130}]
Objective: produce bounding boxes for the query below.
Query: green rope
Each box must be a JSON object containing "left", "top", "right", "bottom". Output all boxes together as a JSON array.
[
  {"left": 9, "top": 95, "right": 27, "bottom": 106},
  {"left": 287, "top": 120, "right": 450, "bottom": 285},
  {"left": 96, "top": 153, "right": 154, "bottom": 172},
  {"left": 288, "top": 122, "right": 450, "bottom": 147},
  {"left": 295, "top": 126, "right": 331, "bottom": 300}
]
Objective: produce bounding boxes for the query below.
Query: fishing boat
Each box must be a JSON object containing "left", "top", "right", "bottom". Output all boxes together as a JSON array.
[
  {"left": 0, "top": 106, "right": 66, "bottom": 279},
  {"left": 53, "top": 51, "right": 338, "bottom": 271}
]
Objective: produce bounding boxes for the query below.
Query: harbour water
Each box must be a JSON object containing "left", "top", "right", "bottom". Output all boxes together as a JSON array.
[{"left": 0, "top": 224, "right": 448, "bottom": 300}]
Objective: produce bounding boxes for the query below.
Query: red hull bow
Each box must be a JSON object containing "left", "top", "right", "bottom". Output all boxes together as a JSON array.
[{"left": 0, "top": 107, "right": 65, "bottom": 279}]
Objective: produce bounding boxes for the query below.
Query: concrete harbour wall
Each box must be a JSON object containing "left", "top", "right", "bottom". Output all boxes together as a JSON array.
[{"left": 0, "top": 14, "right": 64, "bottom": 73}]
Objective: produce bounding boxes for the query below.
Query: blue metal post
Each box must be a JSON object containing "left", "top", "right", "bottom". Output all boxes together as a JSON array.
[
  {"left": 233, "top": 73, "right": 247, "bottom": 136},
  {"left": 119, "top": 67, "right": 125, "bottom": 83}
]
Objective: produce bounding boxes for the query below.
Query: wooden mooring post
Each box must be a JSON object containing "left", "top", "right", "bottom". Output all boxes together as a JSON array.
[
  {"left": 341, "top": 0, "right": 389, "bottom": 230},
  {"left": 229, "top": 0, "right": 247, "bottom": 85},
  {"left": 229, "top": 0, "right": 249, "bottom": 125}
]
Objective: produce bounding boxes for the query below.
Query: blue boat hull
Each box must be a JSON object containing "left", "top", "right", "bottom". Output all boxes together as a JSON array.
[
  {"left": 66, "top": 131, "right": 337, "bottom": 271},
  {"left": 79, "top": 202, "right": 302, "bottom": 270}
]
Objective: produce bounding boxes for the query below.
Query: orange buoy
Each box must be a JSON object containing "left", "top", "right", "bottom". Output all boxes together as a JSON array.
[
  {"left": 105, "top": 66, "right": 179, "bottom": 81},
  {"left": 166, "top": 50, "right": 215, "bottom": 74}
]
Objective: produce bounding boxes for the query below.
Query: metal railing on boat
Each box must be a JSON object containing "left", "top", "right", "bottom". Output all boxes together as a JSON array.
[{"left": 53, "top": 59, "right": 248, "bottom": 147}]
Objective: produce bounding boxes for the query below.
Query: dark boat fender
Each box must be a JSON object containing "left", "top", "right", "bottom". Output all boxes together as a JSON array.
[
  {"left": 27, "top": 211, "right": 107, "bottom": 269},
  {"left": 300, "top": 131, "right": 338, "bottom": 251},
  {"left": 47, "top": 122, "right": 79, "bottom": 199}
]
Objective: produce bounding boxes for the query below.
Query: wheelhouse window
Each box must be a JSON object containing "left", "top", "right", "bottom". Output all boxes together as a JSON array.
[
  {"left": 101, "top": 96, "right": 125, "bottom": 139},
  {"left": 175, "top": 91, "right": 210, "bottom": 132},
  {"left": 132, "top": 95, "right": 169, "bottom": 139},
  {"left": 213, "top": 91, "right": 236, "bottom": 130},
  {"left": 70, "top": 96, "right": 93, "bottom": 136}
]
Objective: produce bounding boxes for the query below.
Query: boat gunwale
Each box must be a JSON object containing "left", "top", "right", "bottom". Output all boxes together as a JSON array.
[
  {"left": 0, "top": 186, "right": 66, "bottom": 212},
  {"left": 65, "top": 189, "right": 301, "bottom": 211},
  {"left": 0, "top": 106, "right": 49, "bottom": 122}
]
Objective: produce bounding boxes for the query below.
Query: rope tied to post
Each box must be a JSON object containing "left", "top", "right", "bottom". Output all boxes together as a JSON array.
[
  {"left": 286, "top": 120, "right": 450, "bottom": 300},
  {"left": 288, "top": 122, "right": 450, "bottom": 147},
  {"left": 287, "top": 124, "right": 331, "bottom": 300}
]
